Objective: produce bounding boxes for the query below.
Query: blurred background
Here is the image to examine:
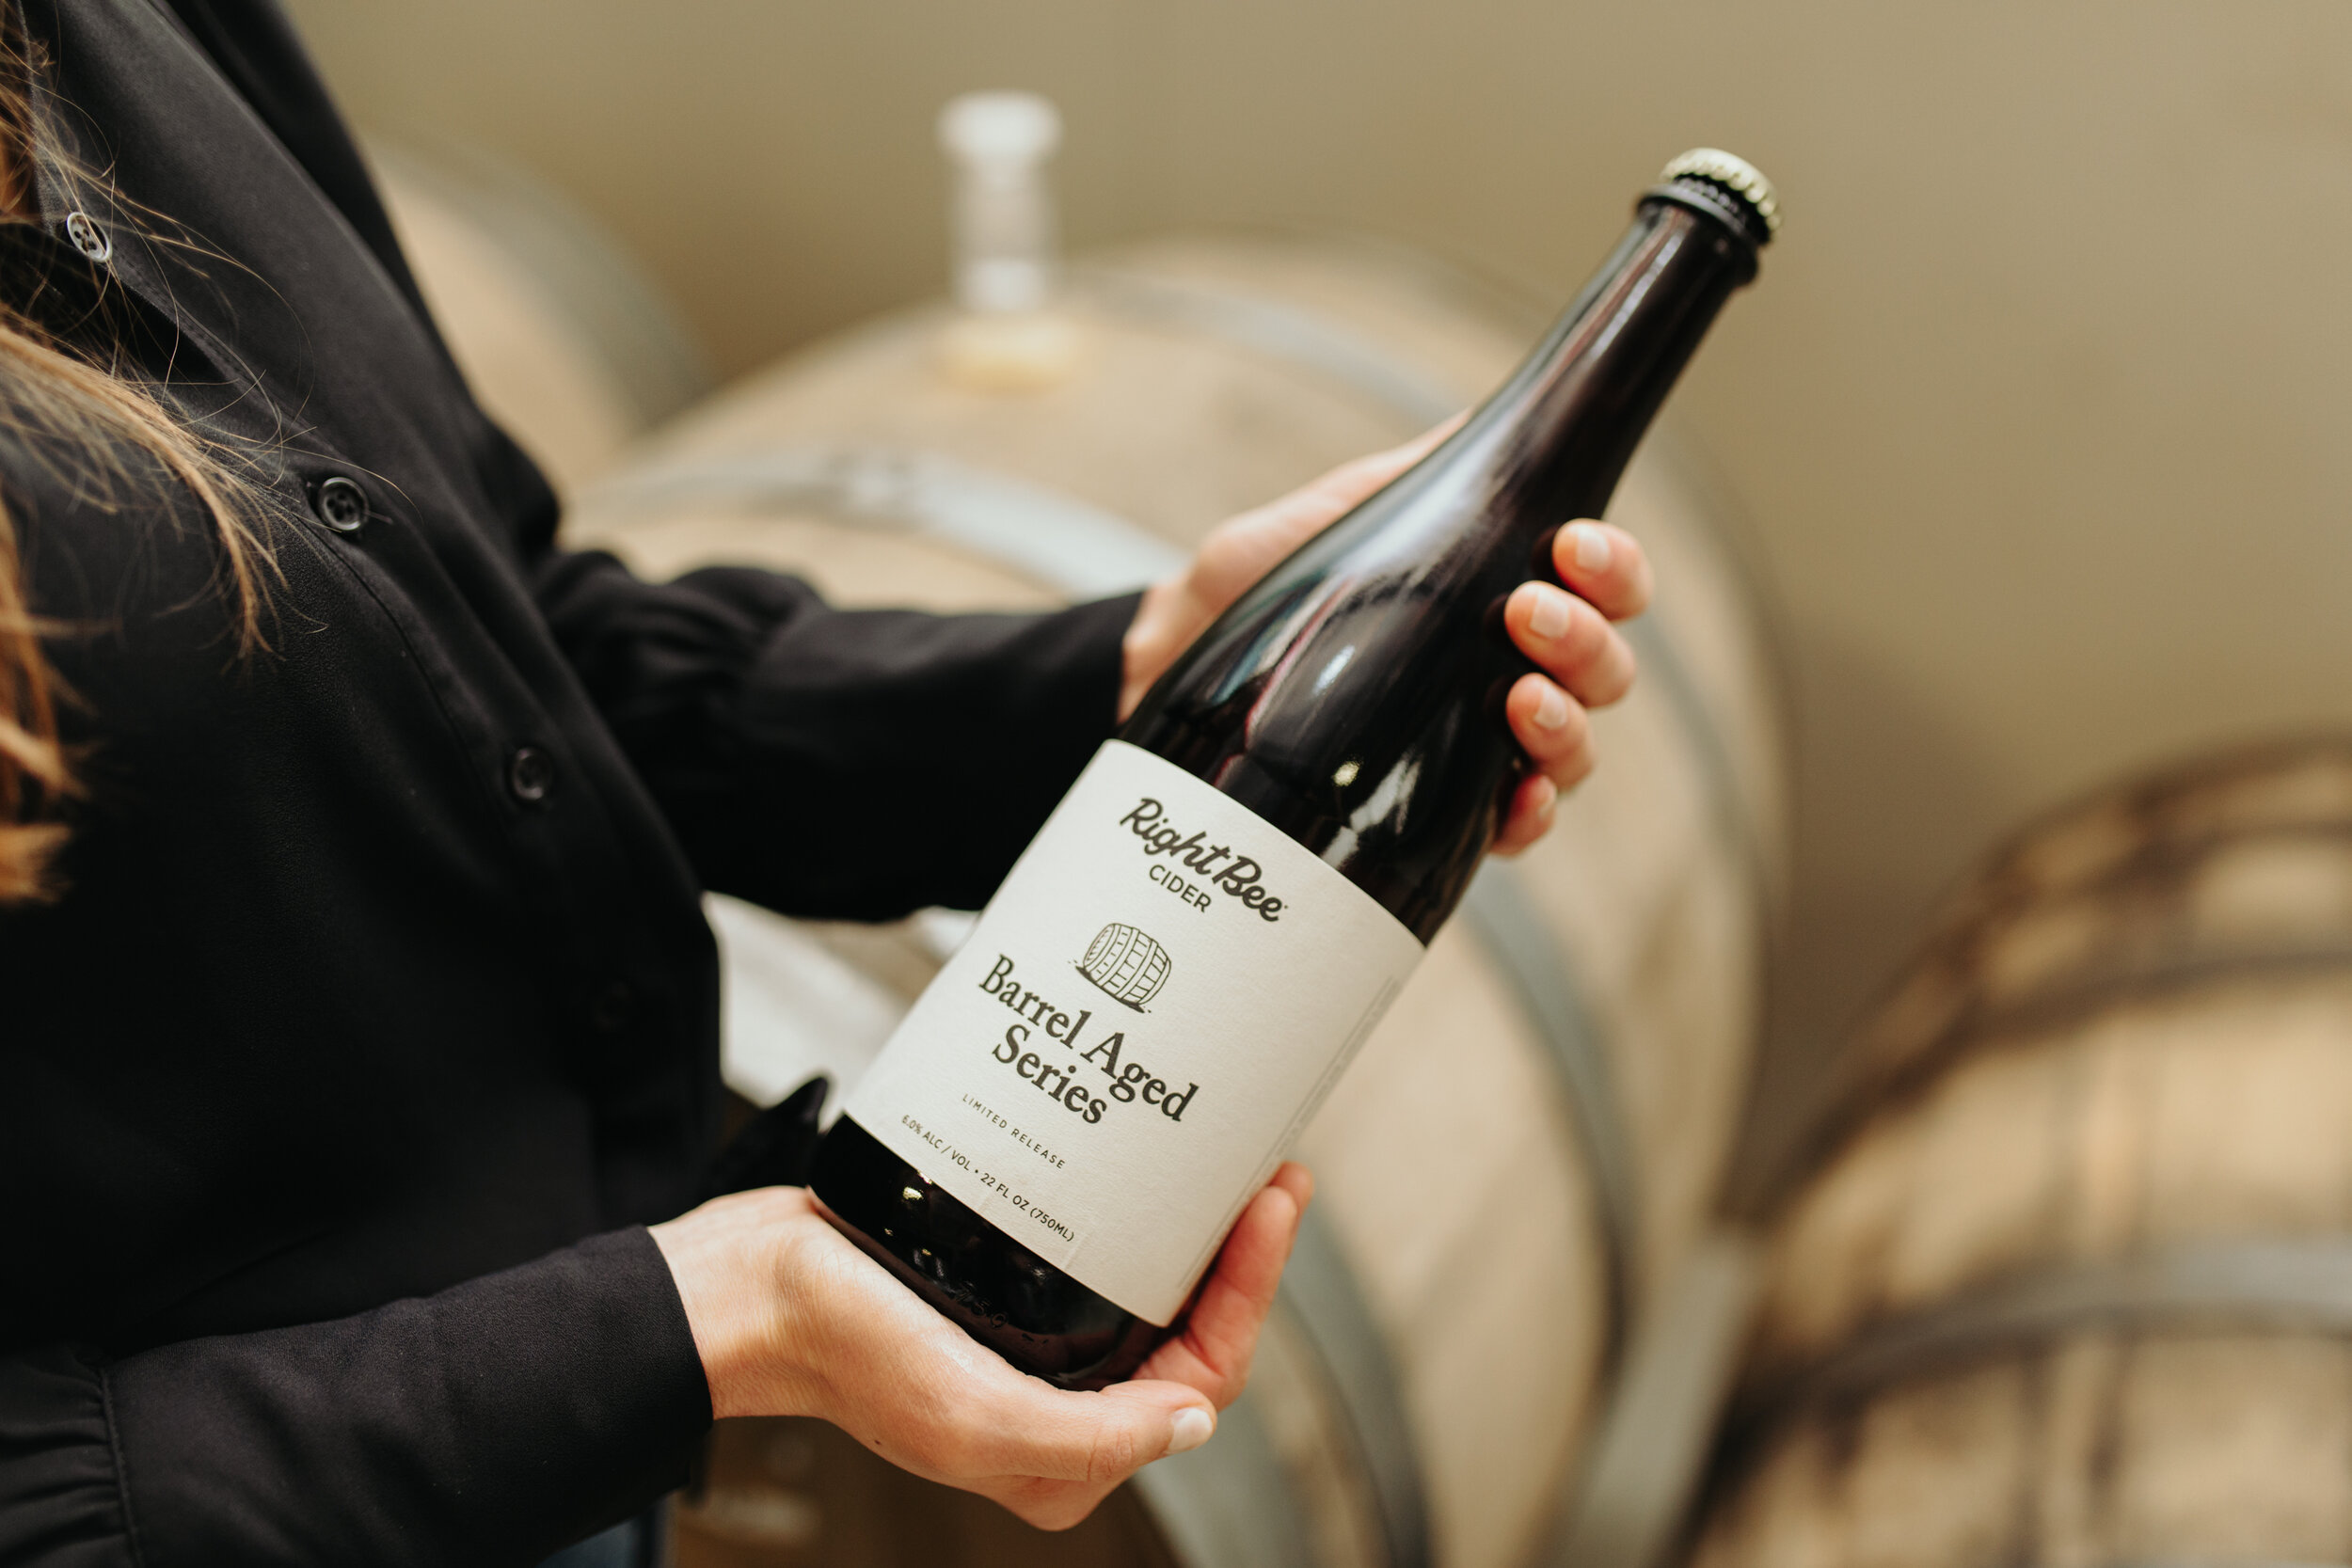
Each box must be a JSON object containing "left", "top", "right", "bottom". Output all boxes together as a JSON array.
[
  {"left": 285, "top": 0, "right": 2352, "bottom": 1185},
  {"left": 270, "top": 6, "right": 2352, "bottom": 1566}
]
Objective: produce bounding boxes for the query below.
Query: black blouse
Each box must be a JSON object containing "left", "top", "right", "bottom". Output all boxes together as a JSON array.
[{"left": 0, "top": 1, "right": 1133, "bottom": 1562}]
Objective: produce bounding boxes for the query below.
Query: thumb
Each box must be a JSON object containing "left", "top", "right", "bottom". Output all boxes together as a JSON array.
[
  {"left": 958, "top": 1378, "right": 1218, "bottom": 1486},
  {"left": 1111, "top": 1381, "right": 1220, "bottom": 1461},
  {"left": 1236, "top": 412, "right": 1466, "bottom": 559}
]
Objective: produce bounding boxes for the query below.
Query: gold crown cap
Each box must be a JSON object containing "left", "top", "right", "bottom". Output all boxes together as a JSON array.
[{"left": 1659, "top": 149, "right": 1781, "bottom": 236}]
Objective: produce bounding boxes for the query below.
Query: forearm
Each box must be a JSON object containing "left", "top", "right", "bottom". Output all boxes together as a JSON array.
[
  {"left": 533, "top": 547, "right": 1137, "bottom": 918},
  {"left": 2, "top": 1229, "right": 710, "bottom": 1568}
]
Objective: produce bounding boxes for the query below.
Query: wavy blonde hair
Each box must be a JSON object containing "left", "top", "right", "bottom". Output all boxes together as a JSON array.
[{"left": 0, "top": 13, "right": 272, "bottom": 902}]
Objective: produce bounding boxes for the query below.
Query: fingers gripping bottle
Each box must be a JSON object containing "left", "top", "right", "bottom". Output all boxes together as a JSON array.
[{"left": 811, "top": 150, "right": 1780, "bottom": 1388}]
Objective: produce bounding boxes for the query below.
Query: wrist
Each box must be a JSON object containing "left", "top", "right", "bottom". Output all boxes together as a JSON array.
[{"left": 650, "top": 1188, "right": 818, "bottom": 1422}]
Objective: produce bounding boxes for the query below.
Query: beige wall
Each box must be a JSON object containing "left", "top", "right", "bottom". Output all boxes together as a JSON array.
[{"left": 287, "top": 0, "right": 2352, "bottom": 1188}]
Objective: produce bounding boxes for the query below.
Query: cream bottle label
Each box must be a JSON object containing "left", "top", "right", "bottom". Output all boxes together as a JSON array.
[{"left": 844, "top": 739, "right": 1424, "bottom": 1325}]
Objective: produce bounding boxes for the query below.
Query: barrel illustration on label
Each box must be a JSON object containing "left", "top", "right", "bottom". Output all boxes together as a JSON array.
[{"left": 1077, "top": 923, "right": 1170, "bottom": 1011}]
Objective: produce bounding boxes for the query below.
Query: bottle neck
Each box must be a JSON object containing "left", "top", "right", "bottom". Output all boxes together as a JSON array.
[{"left": 1446, "top": 197, "right": 1756, "bottom": 532}]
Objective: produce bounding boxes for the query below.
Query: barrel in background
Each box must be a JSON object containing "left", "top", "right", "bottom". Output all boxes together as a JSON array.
[{"left": 1692, "top": 739, "right": 2352, "bottom": 1568}]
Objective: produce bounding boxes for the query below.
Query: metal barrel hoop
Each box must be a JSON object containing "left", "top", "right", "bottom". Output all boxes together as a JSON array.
[{"left": 1730, "top": 1236, "right": 2352, "bottom": 1443}]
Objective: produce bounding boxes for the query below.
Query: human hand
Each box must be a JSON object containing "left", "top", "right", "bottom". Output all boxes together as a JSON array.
[
  {"left": 649, "top": 1163, "right": 1312, "bottom": 1529},
  {"left": 1117, "top": 425, "right": 1654, "bottom": 857}
]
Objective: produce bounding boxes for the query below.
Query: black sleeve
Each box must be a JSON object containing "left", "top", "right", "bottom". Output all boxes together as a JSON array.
[
  {"left": 0, "top": 1229, "right": 709, "bottom": 1568},
  {"left": 533, "top": 546, "right": 1139, "bottom": 920}
]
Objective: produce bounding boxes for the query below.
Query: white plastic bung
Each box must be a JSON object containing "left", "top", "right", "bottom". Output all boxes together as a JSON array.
[{"left": 937, "top": 91, "right": 1063, "bottom": 315}]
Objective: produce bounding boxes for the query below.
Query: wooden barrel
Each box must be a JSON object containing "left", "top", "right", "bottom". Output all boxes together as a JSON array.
[
  {"left": 1691, "top": 738, "right": 2352, "bottom": 1568},
  {"left": 546, "top": 233, "right": 1785, "bottom": 1568}
]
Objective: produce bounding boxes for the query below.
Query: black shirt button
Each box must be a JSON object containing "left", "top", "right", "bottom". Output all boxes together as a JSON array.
[
  {"left": 506, "top": 745, "right": 555, "bottom": 803},
  {"left": 63, "top": 211, "right": 110, "bottom": 263},
  {"left": 311, "top": 476, "right": 370, "bottom": 534}
]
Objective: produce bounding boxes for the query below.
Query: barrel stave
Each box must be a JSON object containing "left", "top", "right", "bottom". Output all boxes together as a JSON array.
[
  {"left": 1873, "top": 1044, "right": 2075, "bottom": 1343},
  {"left": 2184, "top": 832, "right": 2352, "bottom": 948},
  {"left": 2097, "top": 1333, "right": 2352, "bottom": 1557},
  {"left": 2135, "top": 986, "right": 2352, "bottom": 1238}
]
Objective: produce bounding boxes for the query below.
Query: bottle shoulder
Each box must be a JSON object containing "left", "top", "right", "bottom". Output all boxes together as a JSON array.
[{"left": 1122, "top": 486, "right": 1524, "bottom": 941}]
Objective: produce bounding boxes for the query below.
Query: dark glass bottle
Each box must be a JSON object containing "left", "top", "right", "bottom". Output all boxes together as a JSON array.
[{"left": 809, "top": 150, "right": 1778, "bottom": 1388}]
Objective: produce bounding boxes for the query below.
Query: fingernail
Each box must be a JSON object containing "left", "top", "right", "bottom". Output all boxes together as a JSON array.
[
  {"left": 1168, "top": 1407, "right": 1216, "bottom": 1454},
  {"left": 1528, "top": 586, "right": 1572, "bottom": 641},
  {"left": 1568, "top": 523, "right": 1613, "bottom": 574},
  {"left": 1533, "top": 686, "right": 1571, "bottom": 731}
]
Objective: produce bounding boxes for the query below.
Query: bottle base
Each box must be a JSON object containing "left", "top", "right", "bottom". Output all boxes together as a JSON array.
[{"left": 808, "top": 1115, "right": 1164, "bottom": 1390}]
